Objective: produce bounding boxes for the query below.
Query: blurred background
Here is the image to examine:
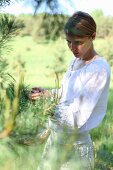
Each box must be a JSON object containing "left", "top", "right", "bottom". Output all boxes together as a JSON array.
[
  {"left": 0, "top": 0, "right": 113, "bottom": 170},
  {"left": 0, "top": 0, "right": 113, "bottom": 88}
]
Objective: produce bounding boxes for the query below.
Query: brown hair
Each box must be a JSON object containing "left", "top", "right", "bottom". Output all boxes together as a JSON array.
[{"left": 64, "top": 11, "right": 96, "bottom": 37}]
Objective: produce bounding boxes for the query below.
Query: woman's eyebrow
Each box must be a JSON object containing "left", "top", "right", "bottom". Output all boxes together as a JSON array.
[{"left": 72, "top": 40, "right": 84, "bottom": 43}]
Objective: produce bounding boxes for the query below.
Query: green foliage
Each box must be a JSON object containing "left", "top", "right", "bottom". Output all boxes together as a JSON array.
[
  {"left": 91, "top": 9, "right": 104, "bottom": 18},
  {"left": 97, "top": 16, "right": 113, "bottom": 38},
  {"left": 0, "top": 14, "right": 24, "bottom": 55},
  {"left": 38, "top": 14, "right": 66, "bottom": 40},
  {"left": 0, "top": 79, "right": 57, "bottom": 144},
  {"left": 17, "top": 13, "right": 68, "bottom": 41},
  {"left": 0, "top": 57, "right": 13, "bottom": 89},
  {"left": 47, "top": 40, "right": 67, "bottom": 81},
  {"left": 94, "top": 38, "right": 113, "bottom": 66},
  {"left": 91, "top": 9, "right": 113, "bottom": 38},
  {"left": 0, "top": 6, "right": 112, "bottom": 167},
  {"left": 11, "top": 96, "right": 55, "bottom": 144},
  {"left": 16, "top": 9, "right": 113, "bottom": 40}
]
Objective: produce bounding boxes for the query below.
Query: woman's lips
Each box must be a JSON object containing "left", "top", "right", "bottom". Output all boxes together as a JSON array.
[{"left": 73, "top": 51, "right": 79, "bottom": 56}]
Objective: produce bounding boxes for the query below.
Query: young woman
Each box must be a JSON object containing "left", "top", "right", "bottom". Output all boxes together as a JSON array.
[{"left": 29, "top": 11, "right": 111, "bottom": 170}]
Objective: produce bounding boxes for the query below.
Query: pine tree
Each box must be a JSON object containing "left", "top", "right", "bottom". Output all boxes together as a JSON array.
[{"left": 0, "top": 0, "right": 24, "bottom": 138}]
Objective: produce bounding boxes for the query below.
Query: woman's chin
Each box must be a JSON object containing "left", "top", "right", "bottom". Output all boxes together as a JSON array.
[{"left": 74, "top": 54, "right": 81, "bottom": 58}]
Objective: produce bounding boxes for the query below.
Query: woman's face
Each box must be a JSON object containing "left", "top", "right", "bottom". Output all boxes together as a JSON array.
[{"left": 65, "top": 34, "right": 93, "bottom": 61}]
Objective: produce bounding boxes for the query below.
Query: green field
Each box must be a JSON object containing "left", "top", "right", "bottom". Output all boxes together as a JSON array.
[
  {"left": 1, "top": 36, "right": 113, "bottom": 170},
  {"left": 5, "top": 36, "right": 71, "bottom": 88},
  {"left": 4, "top": 36, "right": 113, "bottom": 88}
]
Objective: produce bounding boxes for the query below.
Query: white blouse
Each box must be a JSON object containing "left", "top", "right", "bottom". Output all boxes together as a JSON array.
[{"left": 52, "top": 56, "right": 111, "bottom": 133}]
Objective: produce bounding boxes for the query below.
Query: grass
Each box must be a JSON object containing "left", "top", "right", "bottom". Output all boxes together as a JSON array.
[
  {"left": 0, "top": 36, "right": 113, "bottom": 170},
  {"left": 4, "top": 36, "right": 113, "bottom": 88},
  {"left": 4, "top": 36, "right": 73, "bottom": 88}
]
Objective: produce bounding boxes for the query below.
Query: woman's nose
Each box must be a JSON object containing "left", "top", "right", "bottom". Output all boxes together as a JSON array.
[{"left": 69, "top": 42, "right": 77, "bottom": 51}]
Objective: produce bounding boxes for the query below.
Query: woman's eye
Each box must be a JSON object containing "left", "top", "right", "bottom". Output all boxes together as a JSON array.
[
  {"left": 73, "top": 41, "right": 83, "bottom": 45},
  {"left": 66, "top": 40, "right": 84, "bottom": 45},
  {"left": 67, "top": 40, "right": 71, "bottom": 44}
]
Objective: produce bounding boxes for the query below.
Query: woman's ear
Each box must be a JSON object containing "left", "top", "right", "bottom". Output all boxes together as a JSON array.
[{"left": 92, "top": 32, "right": 96, "bottom": 40}]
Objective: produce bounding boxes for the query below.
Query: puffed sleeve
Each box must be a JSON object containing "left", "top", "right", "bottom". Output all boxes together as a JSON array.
[
  {"left": 69, "top": 67, "right": 108, "bottom": 128},
  {"left": 54, "top": 63, "right": 110, "bottom": 129}
]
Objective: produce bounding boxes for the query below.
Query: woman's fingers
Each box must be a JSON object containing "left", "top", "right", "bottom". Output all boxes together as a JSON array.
[
  {"left": 28, "top": 87, "right": 50, "bottom": 100},
  {"left": 29, "top": 95, "right": 40, "bottom": 100},
  {"left": 31, "top": 90, "right": 40, "bottom": 93},
  {"left": 28, "top": 92, "right": 42, "bottom": 100},
  {"left": 32, "top": 87, "right": 44, "bottom": 93},
  {"left": 28, "top": 86, "right": 44, "bottom": 100}
]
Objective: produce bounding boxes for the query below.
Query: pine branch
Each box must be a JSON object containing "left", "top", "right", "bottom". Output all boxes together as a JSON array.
[{"left": 0, "top": 14, "right": 24, "bottom": 54}]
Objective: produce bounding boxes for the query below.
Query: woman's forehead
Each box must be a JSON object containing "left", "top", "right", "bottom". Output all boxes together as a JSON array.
[{"left": 65, "top": 34, "right": 87, "bottom": 41}]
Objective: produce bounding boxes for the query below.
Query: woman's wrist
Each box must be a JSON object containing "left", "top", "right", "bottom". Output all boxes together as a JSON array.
[{"left": 43, "top": 89, "right": 51, "bottom": 97}]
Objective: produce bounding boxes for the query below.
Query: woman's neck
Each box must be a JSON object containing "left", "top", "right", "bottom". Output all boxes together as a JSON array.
[{"left": 83, "top": 49, "right": 98, "bottom": 64}]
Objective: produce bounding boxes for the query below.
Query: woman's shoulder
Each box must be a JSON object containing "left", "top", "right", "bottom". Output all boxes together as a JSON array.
[
  {"left": 79, "top": 57, "right": 111, "bottom": 83},
  {"left": 85, "top": 56, "right": 111, "bottom": 74}
]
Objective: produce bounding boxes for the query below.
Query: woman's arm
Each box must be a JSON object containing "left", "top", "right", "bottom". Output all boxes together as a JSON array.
[{"left": 55, "top": 66, "right": 110, "bottom": 129}]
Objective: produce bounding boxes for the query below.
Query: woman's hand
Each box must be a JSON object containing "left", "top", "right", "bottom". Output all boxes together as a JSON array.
[{"left": 28, "top": 87, "right": 50, "bottom": 100}]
